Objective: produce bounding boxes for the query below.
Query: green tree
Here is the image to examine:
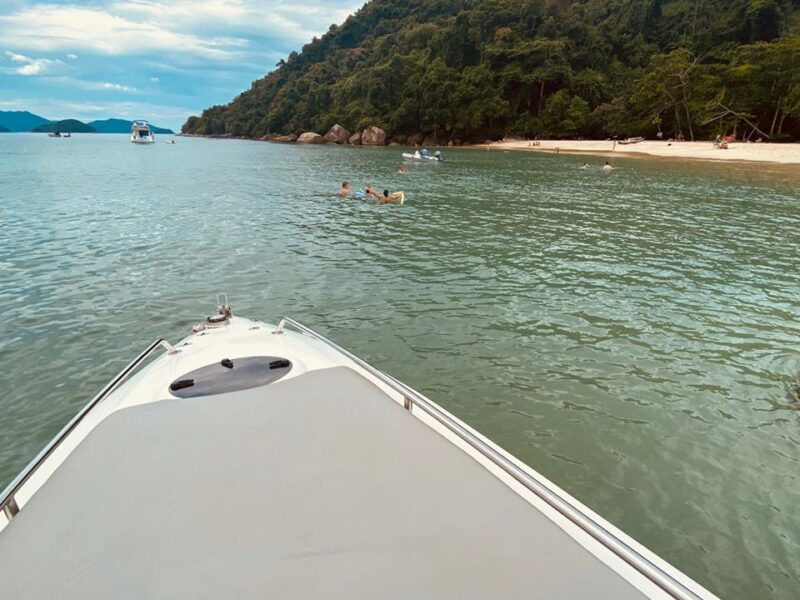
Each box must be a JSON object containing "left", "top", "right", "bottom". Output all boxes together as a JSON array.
[{"left": 182, "top": 0, "right": 800, "bottom": 142}]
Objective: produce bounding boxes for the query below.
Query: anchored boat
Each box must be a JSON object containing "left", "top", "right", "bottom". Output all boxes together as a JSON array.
[
  {"left": 618, "top": 136, "right": 645, "bottom": 145},
  {"left": 402, "top": 149, "right": 443, "bottom": 162},
  {"left": 0, "top": 298, "right": 719, "bottom": 599},
  {"left": 131, "top": 120, "right": 155, "bottom": 144}
]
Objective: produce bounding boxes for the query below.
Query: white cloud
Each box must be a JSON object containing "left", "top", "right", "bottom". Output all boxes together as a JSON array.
[
  {"left": 29, "top": 75, "right": 142, "bottom": 94},
  {"left": 0, "top": 2, "right": 364, "bottom": 65},
  {"left": 101, "top": 82, "right": 137, "bottom": 92},
  {"left": 116, "top": 0, "right": 248, "bottom": 21},
  {"left": 4, "top": 50, "right": 62, "bottom": 75},
  {"left": 0, "top": 1, "right": 365, "bottom": 130},
  {"left": 0, "top": 5, "right": 240, "bottom": 59},
  {"left": 115, "top": 1, "right": 312, "bottom": 45}
]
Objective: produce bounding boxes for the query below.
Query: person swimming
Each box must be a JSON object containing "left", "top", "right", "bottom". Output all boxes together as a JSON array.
[
  {"left": 580, "top": 163, "right": 590, "bottom": 169},
  {"left": 339, "top": 181, "right": 350, "bottom": 196},
  {"left": 366, "top": 187, "right": 403, "bottom": 204},
  {"left": 602, "top": 162, "right": 614, "bottom": 171},
  {"left": 399, "top": 166, "right": 408, "bottom": 174}
]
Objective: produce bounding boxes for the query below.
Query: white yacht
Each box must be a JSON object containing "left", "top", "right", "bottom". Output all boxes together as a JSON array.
[
  {"left": 0, "top": 298, "right": 720, "bottom": 599},
  {"left": 131, "top": 120, "right": 155, "bottom": 144}
]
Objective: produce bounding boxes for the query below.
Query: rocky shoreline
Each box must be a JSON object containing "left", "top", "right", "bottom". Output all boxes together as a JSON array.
[{"left": 180, "top": 123, "right": 463, "bottom": 147}]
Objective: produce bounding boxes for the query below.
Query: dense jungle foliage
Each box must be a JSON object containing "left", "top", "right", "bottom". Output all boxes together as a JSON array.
[{"left": 183, "top": 0, "right": 800, "bottom": 142}]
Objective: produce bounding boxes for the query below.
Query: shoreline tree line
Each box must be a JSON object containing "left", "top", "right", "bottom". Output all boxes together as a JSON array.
[{"left": 183, "top": 0, "right": 800, "bottom": 143}]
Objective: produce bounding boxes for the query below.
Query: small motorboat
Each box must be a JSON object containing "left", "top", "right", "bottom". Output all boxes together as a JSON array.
[
  {"left": 402, "top": 149, "right": 444, "bottom": 162},
  {"left": 165, "top": 139, "right": 175, "bottom": 144},
  {"left": 0, "top": 296, "right": 720, "bottom": 599},
  {"left": 47, "top": 132, "right": 61, "bottom": 138},
  {"left": 131, "top": 120, "right": 155, "bottom": 144},
  {"left": 618, "top": 136, "right": 645, "bottom": 145},
  {"left": 63, "top": 132, "right": 71, "bottom": 138}
]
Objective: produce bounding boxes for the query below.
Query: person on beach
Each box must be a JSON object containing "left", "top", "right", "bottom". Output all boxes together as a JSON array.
[
  {"left": 603, "top": 161, "right": 614, "bottom": 171},
  {"left": 339, "top": 181, "right": 350, "bottom": 196}
]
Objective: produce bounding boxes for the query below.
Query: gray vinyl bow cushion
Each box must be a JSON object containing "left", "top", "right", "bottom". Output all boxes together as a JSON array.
[{"left": 0, "top": 367, "right": 647, "bottom": 599}]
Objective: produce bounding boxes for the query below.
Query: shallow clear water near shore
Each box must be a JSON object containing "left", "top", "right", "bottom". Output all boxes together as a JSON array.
[{"left": 1, "top": 133, "right": 799, "bottom": 599}]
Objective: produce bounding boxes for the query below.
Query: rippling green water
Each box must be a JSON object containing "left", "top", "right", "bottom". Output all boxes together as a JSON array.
[{"left": 1, "top": 133, "right": 799, "bottom": 598}]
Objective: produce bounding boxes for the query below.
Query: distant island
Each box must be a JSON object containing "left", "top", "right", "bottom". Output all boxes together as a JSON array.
[
  {"left": 182, "top": 0, "right": 800, "bottom": 145},
  {"left": 0, "top": 110, "right": 174, "bottom": 134},
  {"left": 33, "top": 119, "right": 97, "bottom": 134},
  {"left": 88, "top": 118, "right": 173, "bottom": 134}
]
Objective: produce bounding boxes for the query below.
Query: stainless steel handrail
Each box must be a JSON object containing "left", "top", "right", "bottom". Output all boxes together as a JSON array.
[
  {"left": 0, "top": 338, "right": 168, "bottom": 520},
  {"left": 275, "top": 317, "right": 710, "bottom": 600}
]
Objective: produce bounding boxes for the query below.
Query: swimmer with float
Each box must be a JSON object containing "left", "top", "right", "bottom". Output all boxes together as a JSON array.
[{"left": 365, "top": 186, "right": 405, "bottom": 204}]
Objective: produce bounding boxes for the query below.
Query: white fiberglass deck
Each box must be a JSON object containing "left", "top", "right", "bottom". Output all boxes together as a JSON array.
[
  {"left": 0, "top": 313, "right": 719, "bottom": 599},
  {"left": 0, "top": 365, "right": 650, "bottom": 599}
]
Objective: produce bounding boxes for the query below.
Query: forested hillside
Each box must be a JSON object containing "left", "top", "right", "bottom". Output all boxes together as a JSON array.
[{"left": 183, "top": 0, "right": 800, "bottom": 142}]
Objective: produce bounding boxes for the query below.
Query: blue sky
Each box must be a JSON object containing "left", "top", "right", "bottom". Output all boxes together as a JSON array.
[{"left": 0, "top": 0, "right": 363, "bottom": 129}]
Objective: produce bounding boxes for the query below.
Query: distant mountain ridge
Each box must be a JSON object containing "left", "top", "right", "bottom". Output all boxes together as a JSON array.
[
  {"left": 0, "top": 110, "right": 174, "bottom": 134},
  {"left": 0, "top": 110, "right": 52, "bottom": 132},
  {"left": 88, "top": 118, "right": 174, "bottom": 134}
]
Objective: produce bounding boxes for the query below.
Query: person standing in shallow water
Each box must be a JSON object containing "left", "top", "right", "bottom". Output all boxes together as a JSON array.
[{"left": 339, "top": 181, "right": 350, "bottom": 196}]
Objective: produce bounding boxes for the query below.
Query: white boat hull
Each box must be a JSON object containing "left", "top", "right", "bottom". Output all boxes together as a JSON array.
[
  {"left": 402, "top": 153, "right": 440, "bottom": 162},
  {"left": 0, "top": 305, "right": 720, "bottom": 600},
  {"left": 131, "top": 120, "right": 155, "bottom": 144}
]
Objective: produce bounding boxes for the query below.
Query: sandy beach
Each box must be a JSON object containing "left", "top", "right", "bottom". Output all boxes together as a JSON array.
[{"left": 477, "top": 139, "right": 800, "bottom": 165}]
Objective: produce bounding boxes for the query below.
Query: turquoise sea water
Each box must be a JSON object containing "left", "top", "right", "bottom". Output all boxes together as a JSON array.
[{"left": 1, "top": 133, "right": 799, "bottom": 598}]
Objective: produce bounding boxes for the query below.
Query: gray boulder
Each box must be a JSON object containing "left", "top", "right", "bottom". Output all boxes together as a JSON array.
[
  {"left": 324, "top": 124, "right": 351, "bottom": 144},
  {"left": 297, "top": 132, "right": 325, "bottom": 144},
  {"left": 361, "top": 126, "right": 387, "bottom": 146}
]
